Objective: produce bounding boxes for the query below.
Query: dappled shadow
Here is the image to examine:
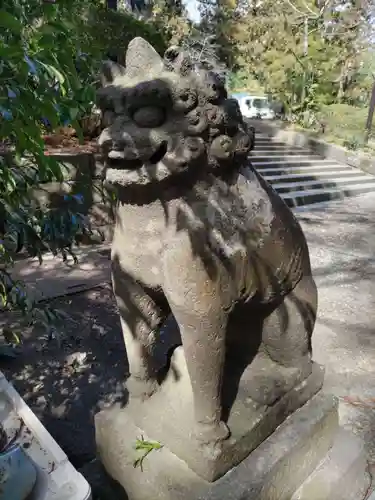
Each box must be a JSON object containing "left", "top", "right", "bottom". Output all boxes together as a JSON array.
[
  {"left": 298, "top": 202, "right": 375, "bottom": 260},
  {"left": 100, "top": 68, "right": 317, "bottom": 433},
  {"left": 11, "top": 244, "right": 111, "bottom": 302},
  {"left": 295, "top": 195, "right": 375, "bottom": 465},
  {"left": 0, "top": 67, "right": 321, "bottom": 470},
  {"left": 6, "top": 65, "right": 374, "bottom": 477},
  {"left": 0, "top": 284, "right": 127, "bottom": 468},
  {"left": 37, "top": 152, "right": 115, "bottom": 247}
]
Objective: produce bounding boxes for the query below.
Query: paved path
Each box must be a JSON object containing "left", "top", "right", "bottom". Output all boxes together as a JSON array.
[
  {"left": 298, "top": 193, "right": 375, "bottom": 470},
  {"left": 250, "top": 133, "right": 375, "bottom": 210}
]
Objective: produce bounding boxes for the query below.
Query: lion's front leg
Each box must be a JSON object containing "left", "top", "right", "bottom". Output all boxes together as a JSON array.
[
  {"left": 112, "top": 257, "right": 170, "bottom": 400},
  {"left": 172, "top": 305, "right": 230, "bottom": 444},
  {"left": 162, "top": 236, "right": 231, "bottom": 445}
]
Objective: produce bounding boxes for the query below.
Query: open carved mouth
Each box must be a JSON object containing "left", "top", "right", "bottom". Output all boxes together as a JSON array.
[
  {"left": 148, "top": 141, "right": 168, "bottom": 165},
  {"left": 107, "top": 141, "right": 168, "bottom": 170}
]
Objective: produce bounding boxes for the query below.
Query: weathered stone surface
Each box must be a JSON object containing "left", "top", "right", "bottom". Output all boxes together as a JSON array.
[
  {"left": 96, "top": 36, "right": 319, "bottom": 477},
  {"left": 30, "top": 168, "right": 115, "bottom": 244},
  {"left": 95, "top": 393, "right": 339, "bottom": 500},
  {"left": 99, "top": 346, "right": 324, "bottom": 481},
  {"left": 292, "top": 429, "right": 371, "bottom": 500}
]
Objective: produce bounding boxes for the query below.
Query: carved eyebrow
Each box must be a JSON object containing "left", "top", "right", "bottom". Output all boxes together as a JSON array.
[{"left": 97, "top": 87, "right": 126, "bottom": 111}]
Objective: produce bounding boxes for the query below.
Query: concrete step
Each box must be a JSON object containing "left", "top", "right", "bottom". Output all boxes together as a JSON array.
[
  {"left": 291, "top": 429, "right": 370, "bottom": 500},
  {"left": 281, "top": 183, "right": 375, "bottom": 208},
  {"left": 273, "top": 175, "right": 374, "bottom": 193},
  {"left": 253, "top": 145, "right": 309, "bottom": 152},
  {"left": 250, "top": 156, "right": 337, "bottom": 165},
  {"left": 292, "top": 201, "right": 337, "bottom": 212},
  {"left": 254, "top": 140, "right": 294, "bottom": 148},
  {"left": 250, "top": 126, "right": 375, "bottom": 209},
  {"left": 254, "top": 164, "right": 353, "bottom": 175},
  {"left": 252, "top": 150, "right": 312, "bottom": 156},
  {"left": 263, "top": 170, "right": 369, "bottom": 182}
]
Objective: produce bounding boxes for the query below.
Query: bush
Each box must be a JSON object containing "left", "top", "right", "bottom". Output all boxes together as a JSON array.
[
  {"left": 317, "top": 104, "right": 368, "bottom": 144},
  {"left": 87, "top": 7, "right": 168, "bottom": 65},
  {"left": 0, "top": 0, "right": 171, "bottom": 351},
  {"left": 0, "top": 0, "right": 105, "bottom": 344}
]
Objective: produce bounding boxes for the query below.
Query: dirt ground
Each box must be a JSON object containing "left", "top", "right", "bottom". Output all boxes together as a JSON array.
[{"left": 0, "top": 284, "right": 128, "bottom": 470}]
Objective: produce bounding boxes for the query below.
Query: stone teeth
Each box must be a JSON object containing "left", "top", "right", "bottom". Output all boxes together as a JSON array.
[{"left": 108, "top": 150, "right": 126, "bottom": 160}]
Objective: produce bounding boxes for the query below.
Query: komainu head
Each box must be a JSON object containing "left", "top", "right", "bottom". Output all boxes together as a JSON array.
[{"left": 97, "top": 37, "right": 252, "bottom": 188}]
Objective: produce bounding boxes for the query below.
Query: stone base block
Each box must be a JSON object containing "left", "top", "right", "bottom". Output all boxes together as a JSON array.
[
  {"left": 95, "top": 393, "right": 353, "bottom": 500},
  {"left": 292, "top": 429, "right": 371, "bottom": 500},
  {"left": 97, "top": 347, "right": 324, "bottom": 482}
]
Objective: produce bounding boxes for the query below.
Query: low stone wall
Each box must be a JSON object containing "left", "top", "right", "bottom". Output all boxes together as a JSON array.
[
  {"left": 249, "top": 119, "right": 375, "bottom": 176},
  {"left": 32, "top": 152, "right": 115, "bottom": 243}
]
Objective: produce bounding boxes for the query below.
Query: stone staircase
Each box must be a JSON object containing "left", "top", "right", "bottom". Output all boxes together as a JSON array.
[{"left": 250, "top": 133, "right": 375, "bottom": 211}]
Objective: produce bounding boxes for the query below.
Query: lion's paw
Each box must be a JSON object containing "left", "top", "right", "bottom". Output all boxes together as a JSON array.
[{"left": 195, "top": 419, "right": 230, "bottom": 445}]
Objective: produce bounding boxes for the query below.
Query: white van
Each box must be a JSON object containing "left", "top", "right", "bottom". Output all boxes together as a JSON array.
[{"left": 237, "top": 95, "right": 275, "bottom": 120}]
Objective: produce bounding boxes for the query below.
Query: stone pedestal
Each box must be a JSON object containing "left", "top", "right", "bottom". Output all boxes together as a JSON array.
[
  {"left": 97, "top": 346, "right": 325, "bottom": 483},
  {"left": 95, "top": 346, "right": 370, "bottom": 499},
  {"left": 96, "top": 389, "right": 370, "bottom": 500}
]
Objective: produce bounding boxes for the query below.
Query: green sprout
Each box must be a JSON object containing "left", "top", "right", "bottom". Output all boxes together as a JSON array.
[{"left": 133, "top": 435, "right": 163, "bottom": 471}]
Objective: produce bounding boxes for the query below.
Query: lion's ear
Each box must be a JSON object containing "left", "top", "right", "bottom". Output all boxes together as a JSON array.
[
  {"left": 100, "top": 60, "right": 126, "bottom": 86},
  {"left": 125, "top": 37, "right": 163, "bottom": 78}
]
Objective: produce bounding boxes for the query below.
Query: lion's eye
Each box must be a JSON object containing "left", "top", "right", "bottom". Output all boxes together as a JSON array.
[
  {"left": 96, "top": 88, "right": 114, "bottom": 112},
  {"left": 132, "top": 106, "right": 166, "bottom": 128},
  {"left": 97, "top": 95, "right": 113, "bottom": 112}
]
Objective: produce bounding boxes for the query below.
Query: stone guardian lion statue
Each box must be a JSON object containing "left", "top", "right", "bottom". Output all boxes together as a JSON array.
[{"left": 96, "top": 37, "right": 318, "bottom": 447}]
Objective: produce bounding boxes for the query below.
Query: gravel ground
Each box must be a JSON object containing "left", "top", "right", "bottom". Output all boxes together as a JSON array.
[{"left": 0, "top": 284, "right": 127, "bottom": 469}]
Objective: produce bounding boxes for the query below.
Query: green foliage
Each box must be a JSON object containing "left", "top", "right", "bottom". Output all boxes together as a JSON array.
[
  {"left": 234, "top": 0, "right": 374, "bottom": 119},
  {"left": 0, "top": 0, "right": 180, "bottom": 340},
  {"left": 87, "top": 7, "right": 169, "bottom": 64},
  {"left": 316, "top": 104, "right": 368, "bottom": 145},
  {"left": 343, "top": 136, "right": 362, "bottom": 151},
  {"left": 0, "top": 0, "right": 103, "bottom": 335},
  {"left": 198, "top": 0, "right": 239, "bottom": 69},
  {"left": 150, "top": 0, "right": 191, "bottom": 45},
  {"left": 228, "top": 70, "right": 264, "bottom": 94}
]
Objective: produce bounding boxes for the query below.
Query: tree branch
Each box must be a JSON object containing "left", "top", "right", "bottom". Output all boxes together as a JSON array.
[{"left": 283, "top": 0, "right": 306, "bottom": 17}]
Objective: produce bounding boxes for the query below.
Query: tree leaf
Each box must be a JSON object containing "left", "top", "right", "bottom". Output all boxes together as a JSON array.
[{"left": 0, "top": 11, "right": 22, "bottom": 34}]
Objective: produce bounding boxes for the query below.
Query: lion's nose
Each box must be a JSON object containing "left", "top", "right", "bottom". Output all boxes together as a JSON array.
[{"left": 132, "top": 106, "right": 165, "bottom": 129}]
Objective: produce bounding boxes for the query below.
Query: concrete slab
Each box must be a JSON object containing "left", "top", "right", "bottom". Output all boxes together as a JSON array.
[
  {"left": 297, "top": 192, "right": 375, "bottom": 464},
  {"left": 291, "top": 429, "right": 370, "bottom": 500},
  {"left": 10, "top": 245, "right": 111, "bottom": 301},
  {"left": 95, "top": 393, "right": 339, "bottom": 500}
]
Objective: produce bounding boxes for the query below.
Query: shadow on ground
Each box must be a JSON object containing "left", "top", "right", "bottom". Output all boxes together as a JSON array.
[
  {"left": 297, "top": 196, "right": 375, "bottom": 464},
  {"left": 0, "top": 284, "right": 128, "bottom": 468}
]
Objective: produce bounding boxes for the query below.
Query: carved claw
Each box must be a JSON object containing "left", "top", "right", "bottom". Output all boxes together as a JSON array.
[{"left": 195, "top": 419, "right": 230, "bottom": 445}]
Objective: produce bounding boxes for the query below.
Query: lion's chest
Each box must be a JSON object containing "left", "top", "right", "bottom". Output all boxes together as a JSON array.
[{"left": 112, "top": 202, "right": 166, "bottom": 286}]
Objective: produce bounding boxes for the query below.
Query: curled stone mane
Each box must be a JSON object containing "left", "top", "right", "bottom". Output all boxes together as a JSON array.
[{"left": 97, "top": 37, "right": 252, "bottom": 196}]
